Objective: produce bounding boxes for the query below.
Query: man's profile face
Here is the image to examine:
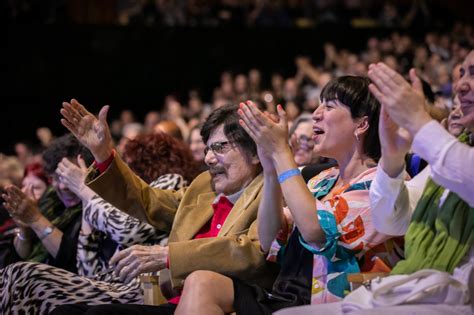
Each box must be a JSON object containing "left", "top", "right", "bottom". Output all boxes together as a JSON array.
[{"left": 204, "top": 125, "right": 259, "bottom": 195}]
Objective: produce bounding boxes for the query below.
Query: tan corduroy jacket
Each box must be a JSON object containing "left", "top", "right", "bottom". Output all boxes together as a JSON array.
[{"left": 86, "top": 154, "right": 276, "bottom": 289}]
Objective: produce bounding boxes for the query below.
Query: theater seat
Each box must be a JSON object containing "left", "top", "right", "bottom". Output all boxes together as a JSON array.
[
  {"left": 141, "top": 275, "right": 167, "bottom": 306},
  {"left": 347, "top": 272, "right": 389, "bottom": 290}
]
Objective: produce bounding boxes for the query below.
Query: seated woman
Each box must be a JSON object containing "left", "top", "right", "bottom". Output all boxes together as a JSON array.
[
  {"left": 1, "top": 134, "right": 93, "bottom": 271},
  {"left": 175, "top": 76, "right": 402, "bottom": 315},
  {"left": 0, "top": 132, "right": 199, "bottom": 315},
  {"left": 275, "top": 51, "right": 474, "bottom": 315},
  {"left": 288, "top": 112, "right": 337, "bottom": 181},
  {"left": 0, "top": 162, "right": 49, "bottom": 266},
  {"left": 60, "top": 132, "right": 199, "bottom": 279},
  {"left": 288, "top": 113, "right": 318, "bottom": 167}
]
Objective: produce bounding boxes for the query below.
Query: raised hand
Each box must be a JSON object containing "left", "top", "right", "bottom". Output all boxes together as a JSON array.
[
  {"left": 110, "top": 244, "right": 168, "bottom": 284},
  {"left": 238, "top": 101, "right": 291, "bottom": 160},
  {"left": 368, "top": 63, "right": 432, "bottom": 136},
  {"left": 2, "top": 185, "right": 42, "bottom": 225},
  {"left": 378, "top": 105, "right": 413, "bottom": 177},
  {"left": 60, "top": 99, "right": 114, "bottom": 162}
]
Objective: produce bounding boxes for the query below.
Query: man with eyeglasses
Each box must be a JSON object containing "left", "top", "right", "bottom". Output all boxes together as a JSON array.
[{"left": 53, "top": 102, "right": 275, "bottom": 315}]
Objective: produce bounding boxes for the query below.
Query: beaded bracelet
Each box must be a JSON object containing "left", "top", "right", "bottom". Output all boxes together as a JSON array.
[{"left": 277, "top": 168, "right": 300, "bottom": 184}]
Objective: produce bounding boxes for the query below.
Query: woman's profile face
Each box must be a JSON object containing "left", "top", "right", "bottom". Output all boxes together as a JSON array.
[
  {"left": 22, "top": 174, "right": 47, "bottom": 200},
  {"left": 312, "top": 99, "right": 359, "bottom": 160}
]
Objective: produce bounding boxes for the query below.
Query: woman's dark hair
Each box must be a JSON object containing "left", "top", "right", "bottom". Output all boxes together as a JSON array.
[
  {"left": 200, "top": 104, "right": 257, "bottom": 158},
  {"left": 42, "top": 134, "right": 94, "bottom": 175},
  {"left": 188, "top": 123, "right": 203, "bottom": 144},
  {"left": 123, "top": 132, "right": 200, "bottom": 184},
  {"left": 320, "top": 76, "right": 381, "bottom": 161}
]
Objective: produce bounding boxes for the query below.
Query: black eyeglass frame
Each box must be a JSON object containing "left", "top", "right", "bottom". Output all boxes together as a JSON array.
[{"left": 204, "top": 141, "right": 232, "bottom": 156}]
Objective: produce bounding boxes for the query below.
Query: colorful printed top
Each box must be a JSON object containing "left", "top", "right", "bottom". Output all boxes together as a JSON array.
[{"left": 268, "top": 167, "right": 403, "bottom": 304}]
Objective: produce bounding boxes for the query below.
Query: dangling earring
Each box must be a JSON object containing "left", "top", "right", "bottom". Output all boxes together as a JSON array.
[{"left": 354, "top": 132, "right": 360, "bottom": 142}]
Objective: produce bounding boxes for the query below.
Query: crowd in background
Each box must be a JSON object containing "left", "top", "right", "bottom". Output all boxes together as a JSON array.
[
  {"left": 2, "top": 24, "right": 472, "bottom": 185},
  {"left": 1, "top": 22, "right": 471, "bottom": 258},
  {"left": 6, "top": 0, "right": 470, "bottom": 28},
  {"left": 1, "top": 4, "right": 474, "bottom": 313}
]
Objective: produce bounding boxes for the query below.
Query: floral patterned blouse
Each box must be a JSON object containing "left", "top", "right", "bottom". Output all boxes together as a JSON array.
[{"left": 268, "top": 167, "right": 403, "bottom": 304}]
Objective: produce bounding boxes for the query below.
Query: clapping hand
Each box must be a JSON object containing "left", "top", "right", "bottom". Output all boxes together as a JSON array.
[
  {"left": 238, "top": 101, "right": 289, "bottom": 174},
  {"left": 368, "top": 64, "right": 432, "bottom": 136},
  {"left": 2, "top": 185, "right": 42, "bottom": 225},
  {"left": 238, "top": 101, "right": 290, "bottom": 158}
]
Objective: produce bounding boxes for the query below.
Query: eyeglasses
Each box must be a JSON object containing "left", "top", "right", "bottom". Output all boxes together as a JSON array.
[
  {"left": 204, "top": 141, "right": 232, "bottom": 156},
  {"left": 296, "top": 135, "right": 315, "bottom": 148}
]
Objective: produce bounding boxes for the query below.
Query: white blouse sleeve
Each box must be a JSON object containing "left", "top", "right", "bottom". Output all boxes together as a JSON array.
[
  {"left": 370, "top": 165, "right": 428, "bottom": 236},
  {"left": 412, "top": 121, "right": 474, "bottom": 207}
]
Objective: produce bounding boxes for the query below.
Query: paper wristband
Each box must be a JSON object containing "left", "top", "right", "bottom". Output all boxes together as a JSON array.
[{"left": 278, "top": 168, "right": 300, "bottom": 184}]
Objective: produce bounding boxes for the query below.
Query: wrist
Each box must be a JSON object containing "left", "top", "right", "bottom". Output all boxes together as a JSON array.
[
  {"left": 406, "top": 113, "right": 432, "bottom": 137},
  {"left": 94, "top": 147, "right": 114, "bottom": 163},
  {"left": 380, "top": 156, "right": 405, "bottom": 178},
  {"left": 277, "top": 168, "right": 301, "bottom": 184},
  {"left": 30, "top": 216, "right": 53, "bottom": 239},
  {"left": 24, "top": 212, "right": 42, "bottom": 225},
  {"left": 79, "top": 187, "right": 95, "bottom": 202},
  {"left": 272, "top": 148, "right": 297, "bottom": 173},
  {"left": 263, "top": 170, "right": 277, "bottom": 178},
  {"left": 19, "top": 226, "right": 34, "bottom": 237}
]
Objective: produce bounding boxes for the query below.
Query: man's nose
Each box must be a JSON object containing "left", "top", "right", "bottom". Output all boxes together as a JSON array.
[{"left": 204, "top": 150, "right": 218, "bottom": 166}]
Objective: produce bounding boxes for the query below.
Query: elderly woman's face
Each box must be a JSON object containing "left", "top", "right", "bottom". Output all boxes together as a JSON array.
[
  {"left": 291, "top": 121, "right": 316, "bottom": 166},
  {"left": 455, "top": 51, "right": 474, "bottom": 132}
]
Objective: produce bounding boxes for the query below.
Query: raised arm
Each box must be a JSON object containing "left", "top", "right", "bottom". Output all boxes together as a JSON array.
[
  {"left": 369, "top": 62, "right": 474, "bottom": 207},
  {"left": 60, "top": 99, "right": 114, "bottom": 163},
  {"left": 367, "top": 64, "right": 429, "bottom": 235},
  {"left": 238, "top": 101, "right": 325, "bottom": 245},
  {"left": 60, "top": 99, "right": 183, "bottom": 229},
  {"left": 255, "top": 144, "right": 285, "bottom": 252}
]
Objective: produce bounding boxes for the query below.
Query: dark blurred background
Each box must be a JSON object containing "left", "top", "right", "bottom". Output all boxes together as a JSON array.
[{"left": 4, "top": 0, "right": 474, "bottom": 153}]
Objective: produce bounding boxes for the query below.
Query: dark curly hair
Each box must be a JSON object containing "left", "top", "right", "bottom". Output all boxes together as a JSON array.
[
  {"left": 123, "top": 132, "right": 200, "bottom": 184},
  {"left": 320, "top": 76, "right": 381, "bottom": 162},
  {"left": 42, "top": 134, "right": 94, "bottom": 175}
]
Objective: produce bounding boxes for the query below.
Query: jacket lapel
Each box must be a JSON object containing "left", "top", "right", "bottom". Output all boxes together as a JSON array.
[{"left": 171, "top": 192, "right": 215, "bottom": 241}]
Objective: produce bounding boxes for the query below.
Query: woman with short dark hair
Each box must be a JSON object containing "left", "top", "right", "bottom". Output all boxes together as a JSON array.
[{"left": 175, "top": 76, "right": 400, "bottom": 315}]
